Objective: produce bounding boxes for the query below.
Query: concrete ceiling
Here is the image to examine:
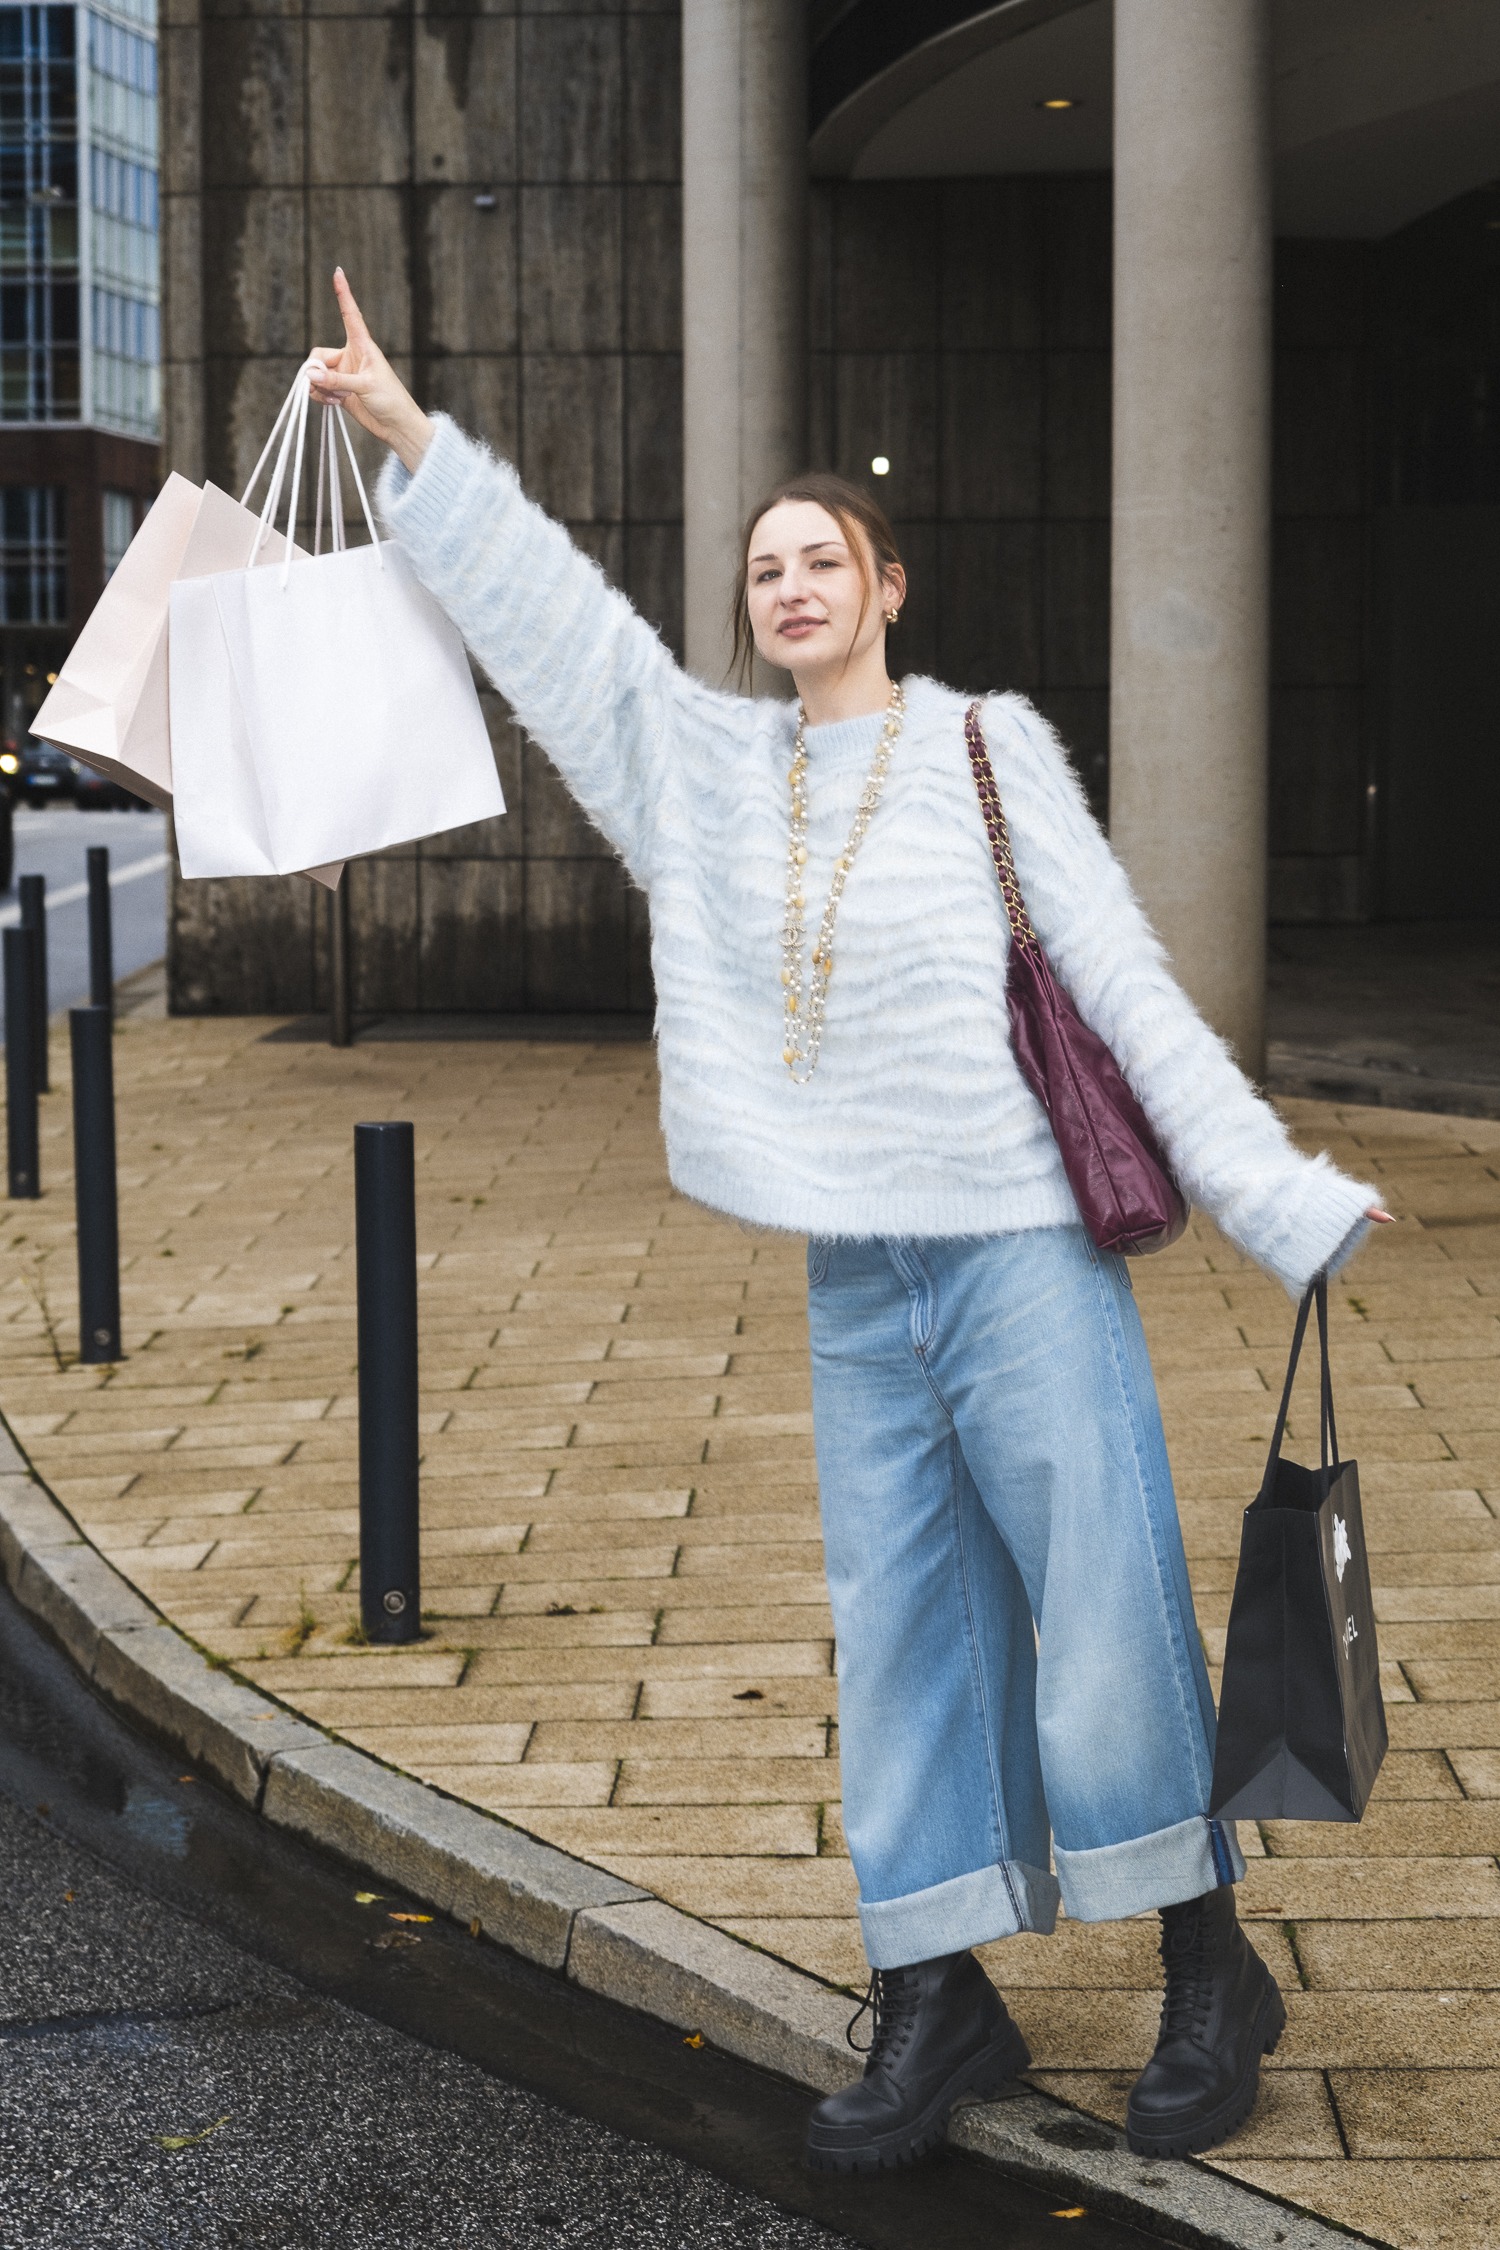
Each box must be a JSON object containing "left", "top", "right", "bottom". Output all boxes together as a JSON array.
[{"left": 810, "top": 0, "right": 1500, "bottom": 238}]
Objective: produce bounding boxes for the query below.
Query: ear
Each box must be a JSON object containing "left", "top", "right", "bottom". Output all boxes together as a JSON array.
[{"left": 881, "top": 562, "right": 907, "bottom": 617}]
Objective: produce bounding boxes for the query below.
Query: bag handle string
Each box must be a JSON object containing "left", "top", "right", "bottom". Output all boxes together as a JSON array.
[
  {"left": 238, "top": 358, "right": 383, "bottom": 587},
  {"left": 1261, "top": 1272, "right": 1339, "bottom": 1500}
]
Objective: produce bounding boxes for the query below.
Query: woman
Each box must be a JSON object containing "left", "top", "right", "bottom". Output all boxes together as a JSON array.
[{"left": 312, "top": 271, "right": 1388, "bottom": 2173}]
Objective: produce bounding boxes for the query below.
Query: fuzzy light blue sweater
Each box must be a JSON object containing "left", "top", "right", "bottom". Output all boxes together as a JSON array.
[{"left": 379, "top": 417, "right": 1375, "bottom": 1295}]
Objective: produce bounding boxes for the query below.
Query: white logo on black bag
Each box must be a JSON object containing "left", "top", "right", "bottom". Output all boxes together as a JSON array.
[
  {"left": 1343, "top": 1614, "right": 1358, "bottom": 1655},
  {"left": 1333, "top": 1513, "right": 1352, "bottom": 1582}
]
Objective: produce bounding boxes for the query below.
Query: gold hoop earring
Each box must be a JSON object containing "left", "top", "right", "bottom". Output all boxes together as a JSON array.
[{"left": 886, "top": 608, "right": 899, "bottom": 625}]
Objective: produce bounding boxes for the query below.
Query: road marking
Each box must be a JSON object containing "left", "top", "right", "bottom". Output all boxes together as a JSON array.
[{"left": 0, "top": 852, "right": 170, "bottom": 928}]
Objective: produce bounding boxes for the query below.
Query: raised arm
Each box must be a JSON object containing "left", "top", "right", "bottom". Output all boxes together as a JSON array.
[
  {"left": 310, "top": 269, "right": 710, "bottom": 883},
  {"left": 989, "top": 694, "right": 1382, "bottom": 1296}
]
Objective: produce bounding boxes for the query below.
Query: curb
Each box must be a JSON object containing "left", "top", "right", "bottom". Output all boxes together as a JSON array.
[{"left": 0, "top": 1427, "right": 1377, "bottom": 2250}]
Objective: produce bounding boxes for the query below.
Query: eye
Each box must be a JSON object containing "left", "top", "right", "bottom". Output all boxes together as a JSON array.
[{"left": 754, "top": 566, "right": 780, "bottom": 584}]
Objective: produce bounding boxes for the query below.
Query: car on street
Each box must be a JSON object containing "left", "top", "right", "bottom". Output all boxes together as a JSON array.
[
  {"left": 16, "top": 738, "right": 76, "bottom": 807},
  {"left": 73, "top": 759, "right": 150, "bottom": 811}
]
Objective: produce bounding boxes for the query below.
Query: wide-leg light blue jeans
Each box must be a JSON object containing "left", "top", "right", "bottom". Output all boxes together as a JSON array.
[{"left": 807, "top": 1226, "right": 1243, "bottom": 1971}]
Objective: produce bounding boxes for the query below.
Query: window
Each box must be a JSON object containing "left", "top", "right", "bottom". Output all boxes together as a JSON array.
[
  {"left": 101, "top": 483, "right": 130, "bottom": 576},
  {"left": 85, "top": 1, "right": 159, "bottom": 438},
  {"left": 0, "top": 3, "right": 81, "bottom": 422},
  {"left": 1, "top": 484, "right": 67, "bottom": 620}
]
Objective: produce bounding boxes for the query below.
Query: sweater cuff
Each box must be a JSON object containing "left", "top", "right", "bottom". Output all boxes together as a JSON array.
[
  {"left": 376, "top": 413, "right": 519, "bottom": 549},
  {"left": 1266, "top": 1160, "right": 1379, "bottom": 1297}
]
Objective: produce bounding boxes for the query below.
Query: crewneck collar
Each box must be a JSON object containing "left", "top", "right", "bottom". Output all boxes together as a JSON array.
[{"left": 799, "top": 686, "right": 904, "bottom": 770}]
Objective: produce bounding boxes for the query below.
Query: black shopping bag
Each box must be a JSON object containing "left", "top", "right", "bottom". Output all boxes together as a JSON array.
[{"left": 1210, "top": 1276, "right": 1387, "bottom": 1822}]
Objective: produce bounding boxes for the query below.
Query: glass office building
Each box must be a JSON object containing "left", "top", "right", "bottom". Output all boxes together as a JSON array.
[{"left": 0, "top": 0, "right": 159, "bottom": 745}]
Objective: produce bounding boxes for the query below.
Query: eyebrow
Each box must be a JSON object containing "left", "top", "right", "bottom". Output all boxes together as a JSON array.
[{"left": 749, "top": 539, "right": 848, "bottom": 565}]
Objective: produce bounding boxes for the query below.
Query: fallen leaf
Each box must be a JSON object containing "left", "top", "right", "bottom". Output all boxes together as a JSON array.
[
  {"left": 63, "top": 1892, "right": 74, "bottom": 1905},
  {"left": 388, "top": 1912, "right": 432, "bottom": 1924},
  {"left": 469, "top": 1918, "right": 482, "bottom": 1940},
  {"left": 683, "top": 2032, "right": 704, "bottom": 2050},
  {"left": 178, "top": 1776, "right": 197, "bottom": 1785},
  {"left": 372, "top": 1931, "right": 421, "bottom": 1950},
  {"left": 353, "top": 1892, "right": 382, "bottom": 1906},
  {"left": 1051, "top": 2210, "right": 1087, "bottom": 2221},
  {"left": 158, "top": 2116, "right": 229, "bottom": 2152}
]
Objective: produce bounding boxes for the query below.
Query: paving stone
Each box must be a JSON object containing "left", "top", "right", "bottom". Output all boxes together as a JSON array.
[
  {"left": 1240, "top": 1856, "right": 1500, "bottom": 1919},
  {"left": 418, "top": 1762, "right": 617, "bottom": 1810},
  {"left": 1262, "top": 1804, "right": 1500, "bottom": 1856},
  {"left": 1328, "top": 2068, "right": 1500, "bottom": 2157},
  {"left": 525, "top": 1718, "right": 828, "bottom": 1762},
  {"left": 1028, "top": 2067, "right": 1346, "bottom": 2160},
  {"left": 1292, "top": 1918, "right": 1500, "bottom": 1991},
  {"left": 528, "top": 1804, "right": 820, "bottom": 1859},
  {"left": 614, "top": 1757, "right": 840, "bottom": 1805},
  {"left": 1216, "top": 2159, "right": 1499, "bottom": 2250}
]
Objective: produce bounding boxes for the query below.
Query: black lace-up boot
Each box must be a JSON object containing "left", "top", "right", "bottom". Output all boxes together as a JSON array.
[
  {"left": 805, "top": 1950, "right": 1030, "bottom": 2173},
  {"left": 1125, "top": 1885, "right": 1287, "bottom": 2157}
]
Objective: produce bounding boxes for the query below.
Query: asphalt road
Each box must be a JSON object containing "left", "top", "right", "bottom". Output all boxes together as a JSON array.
[
  {"left": 0, "top": 1792, "right": 835, "bottom": 2250},
  {"left": 0, "top": 803, "right": 169, "bottom": 1038},
  {"left": 0, "top": 1585, "right": 1152, "bottom": 2250}
]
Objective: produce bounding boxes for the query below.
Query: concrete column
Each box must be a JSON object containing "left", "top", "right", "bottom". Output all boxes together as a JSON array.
[
  {"left": 1109, "top": 0, "right": 1272, "bottom": 1072},
  {"left": 682, "top": 0, "right": 808, "bottom": 686}
]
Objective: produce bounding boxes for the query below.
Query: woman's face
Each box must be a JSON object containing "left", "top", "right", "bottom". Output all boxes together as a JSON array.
[{"left": 745, "top": 500, "right": 903, "bottom": 680}]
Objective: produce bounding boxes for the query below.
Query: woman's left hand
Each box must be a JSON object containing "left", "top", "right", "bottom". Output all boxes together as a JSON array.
[{"left": 1366, "top": 1207, "right": 1395, "bottom": 1223}]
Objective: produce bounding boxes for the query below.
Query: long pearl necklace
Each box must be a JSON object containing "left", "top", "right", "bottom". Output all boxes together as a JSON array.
[{"left": 781, "top": 680, "right": 906, "bottom": 1083}]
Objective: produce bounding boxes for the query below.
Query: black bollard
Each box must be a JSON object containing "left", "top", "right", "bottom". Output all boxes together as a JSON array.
[
  {"left": 354, "top": 1122, "right": 420, "bottom": 1643},
  {"left": 329, "top": 875, "right": 352, "bottom": 1048},
  {"left": 70, "top": 1007, "right": 121, "bottom": 1362},
  {"left": 18, "top": 873, "right": 47, "bottom": 1091},
  {"left": 4, "top": 926, "right": 39, "bottom": 1197},
  {"left": 87, "top": 848, "right": 113, "bottom": 1014}
]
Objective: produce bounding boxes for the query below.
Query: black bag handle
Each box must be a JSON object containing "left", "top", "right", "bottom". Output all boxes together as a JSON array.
[{"left": 1261, "top": 1273, "right": 1339, "bottom": 1499}]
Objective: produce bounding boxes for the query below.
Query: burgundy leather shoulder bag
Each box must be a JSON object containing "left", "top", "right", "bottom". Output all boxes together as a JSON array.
[{"left": 964, "top": 700, "right": 1188, "bottom": 1257}]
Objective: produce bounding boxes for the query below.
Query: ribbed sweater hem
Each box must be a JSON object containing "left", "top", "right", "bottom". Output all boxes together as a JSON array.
[{"left": 664, "top": 1148, "right": 1087, "bottom": 1241}]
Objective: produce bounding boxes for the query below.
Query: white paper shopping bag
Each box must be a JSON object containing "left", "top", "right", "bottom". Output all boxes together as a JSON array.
[
  {"left": 31, "top": 471, "right": 202, "bottom": 808},
  {"left": 170, "top": 367, "right": 504, "bottom": 880}
]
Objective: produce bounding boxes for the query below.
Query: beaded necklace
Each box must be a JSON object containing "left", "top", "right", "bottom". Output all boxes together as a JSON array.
[{"left": 780, "top": 680, "right": 906, "bottom": 1083}]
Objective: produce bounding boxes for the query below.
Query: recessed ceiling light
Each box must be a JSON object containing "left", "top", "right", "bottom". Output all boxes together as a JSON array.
[
  {"left": 1037, "top": 97, "right": 1080, "bottom": 111},
  {"left": 870, "top": 455, "right": 890, "bottom": 476}
]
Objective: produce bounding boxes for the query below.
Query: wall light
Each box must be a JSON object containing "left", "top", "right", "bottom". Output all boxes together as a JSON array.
[
  {"left": 870, "top": 455, "right": 890, "bottom": 476},
  {"left": 1037, "top": 97, "right": 1080, "bottom": 111}
]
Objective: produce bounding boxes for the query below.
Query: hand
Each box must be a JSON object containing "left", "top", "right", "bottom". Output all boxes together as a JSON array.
[
  {"left": 1366, "top": 1207, "right": 1395, "bottom": 1223},
  {"left": 308, "top": 269, "right": 433, "bottom": 474}
]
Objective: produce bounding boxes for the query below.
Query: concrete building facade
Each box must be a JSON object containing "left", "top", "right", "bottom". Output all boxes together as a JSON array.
[{"left": 162, "top": 1, "right": 1500, "bottom": 1059}]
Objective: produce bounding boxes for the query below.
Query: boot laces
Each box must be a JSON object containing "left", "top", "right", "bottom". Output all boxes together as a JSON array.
[
  {"left": 1157, "top": 1905, "right": 1215, "bottom": 2042},
  {"left": 846, "top": 1967, "right": 920, "bottom": 2066}
]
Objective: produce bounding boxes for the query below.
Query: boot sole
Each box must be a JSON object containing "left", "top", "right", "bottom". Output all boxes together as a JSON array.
[
  {"left": 1124, "top": 1976, "right": 1288, "bottom": 2160},
  {"left": 805, "top": 2018, "right": 1031, "bottom": 2174}
]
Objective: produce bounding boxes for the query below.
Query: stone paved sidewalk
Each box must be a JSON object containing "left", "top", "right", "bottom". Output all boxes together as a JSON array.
[{"left": 2, "top": 1002, "right": 1498, "bottom": 2250}]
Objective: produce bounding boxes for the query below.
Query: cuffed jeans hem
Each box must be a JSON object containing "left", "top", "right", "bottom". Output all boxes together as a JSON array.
[
  {"left": 858, "top": 1859, "right": 1061, "bottom": 1969},
  {"left": 1054, "top": 1814, "right": 1247, "bottom": 1924}
]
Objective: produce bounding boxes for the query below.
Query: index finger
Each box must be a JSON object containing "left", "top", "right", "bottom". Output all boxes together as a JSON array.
[{"left": 333, "top": 266, "right": 374, "bottom": 353}]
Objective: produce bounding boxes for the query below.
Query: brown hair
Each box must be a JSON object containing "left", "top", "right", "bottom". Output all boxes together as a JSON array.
[{"left": 728, "top": 471, "right": 905, "bottom": 690}]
